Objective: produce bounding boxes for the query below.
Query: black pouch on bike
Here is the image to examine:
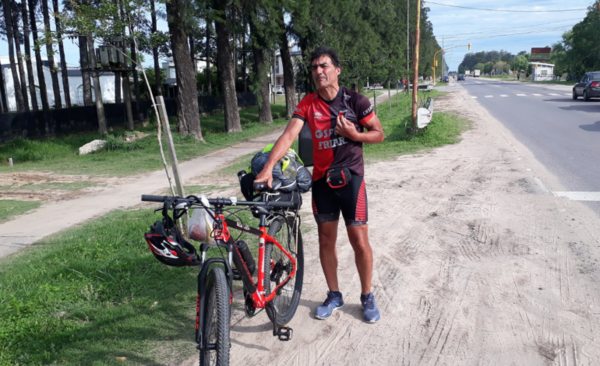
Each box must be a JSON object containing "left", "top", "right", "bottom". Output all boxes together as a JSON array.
[{"left": 326, "top": 167, "right": 352, "bottom": 189}]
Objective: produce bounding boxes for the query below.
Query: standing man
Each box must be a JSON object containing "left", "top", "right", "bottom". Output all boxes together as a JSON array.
[{"left": 254, "top": 46, "right": 384, "bottom": 323}]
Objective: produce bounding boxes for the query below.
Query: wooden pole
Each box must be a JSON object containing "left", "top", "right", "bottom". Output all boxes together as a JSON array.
[
  {"left": 411, "top": 0, "right": 421, "bottom": 130},
  {"left": 388, "top": 80, "right": 391, "bottom": 114},
  {"left": 156, "top": 95, "right": 185, "bottom": 199},
  {"left": 373, "top": 90, "right": 378, "bottom": 116}
]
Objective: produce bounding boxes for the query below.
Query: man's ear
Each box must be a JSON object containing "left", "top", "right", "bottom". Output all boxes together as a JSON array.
[{"left": 336, "top": 67, "right": 341, "bottom": 75}]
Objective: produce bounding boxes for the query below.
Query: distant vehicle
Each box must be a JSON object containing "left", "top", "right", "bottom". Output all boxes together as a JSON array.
[
  {"left": 367, "top": 83, "right": 383, "bottom": 90},
  {"left": 457, "top": 74, "right": 465, "bottom": 81},
  {"left": 474, "top": 69, "right": 481, "bottom": 77},
  {"left": 465, "top": 70, "right": 471, "bottom": 77},
  {"left": 572, "top": 71, "right": 600, "bottom": 101},
  {"left": 275, "top": 85, "right": 284, "bottom": 94},
  {"left": 442, "top": 76, "right": 449, "bottom": 83}
]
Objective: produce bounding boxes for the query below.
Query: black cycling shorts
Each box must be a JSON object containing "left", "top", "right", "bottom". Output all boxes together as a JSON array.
[{"left": 312, "top": 175, "right": 368, "bottom": 226}]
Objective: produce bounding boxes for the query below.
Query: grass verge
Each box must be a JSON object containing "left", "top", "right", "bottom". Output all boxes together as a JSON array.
[
  {"left": 0, "top": 105, "right": 288, "bottom": 177},
  {"left": 0, "top": 200, "right": 41, "bottom": 223},
  {"left": 0, "top": 207, "right": 266, "bottom": 365}
]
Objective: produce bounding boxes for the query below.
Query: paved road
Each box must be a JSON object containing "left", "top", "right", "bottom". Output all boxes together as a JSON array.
[{"left": 446, "top": 78, "right": 600, "bottom": 214}]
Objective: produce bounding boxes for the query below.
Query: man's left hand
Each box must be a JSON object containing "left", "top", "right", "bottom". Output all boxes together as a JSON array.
[{"left": 335, "top": 115, "right": 357, "bottom": 140}]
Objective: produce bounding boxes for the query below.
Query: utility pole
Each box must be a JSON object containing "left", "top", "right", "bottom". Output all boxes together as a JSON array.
[
  {"left": 411, "top": 0, "right": 421, "bottom": 130},
  {"left": 442, "top": 37, "right": 444, "bottom": 80},
  {"left": 406, "top": 0, "right": 410, "bottom": 97}
]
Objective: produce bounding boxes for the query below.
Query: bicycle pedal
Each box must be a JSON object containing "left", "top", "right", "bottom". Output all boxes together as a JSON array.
[{"left": 276, "top": 326, "right": 293, "bottom": 341}]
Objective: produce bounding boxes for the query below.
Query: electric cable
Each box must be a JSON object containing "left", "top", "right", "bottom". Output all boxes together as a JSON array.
[{"left": 425, "top": 1, "right": 587, "bottom": 13}]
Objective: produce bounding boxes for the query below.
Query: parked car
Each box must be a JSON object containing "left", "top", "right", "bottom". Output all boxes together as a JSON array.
[
  {"left": 442, "top": 76, "right": 449, "bottom": 83},
  {"left": 572, "top": 72, "right": 600, "bottom": 101},
  {"left": 457, "top": 74, "right": 465, "bottom": 81},
  {"left": 275, "top": 85, "right": 284, "bottom": 94}
]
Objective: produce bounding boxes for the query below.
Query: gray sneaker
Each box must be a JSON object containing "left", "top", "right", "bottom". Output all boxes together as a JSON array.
[{"left": 315, "top": 291, "right": 344, "bottom": 319}]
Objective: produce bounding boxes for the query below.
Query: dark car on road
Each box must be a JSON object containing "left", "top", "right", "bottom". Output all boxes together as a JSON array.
[
  {"left": 573, "top": 72, "right": 600, "bottom": 101},
  {"left": 442, "top": 76, "right": 449, "bottom": 83},
  {"left": 457, "top": 74, "right": 465, "bottom": 81}
]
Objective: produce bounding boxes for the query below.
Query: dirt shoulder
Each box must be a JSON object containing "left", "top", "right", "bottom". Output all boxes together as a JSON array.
[{"left": 182, "top": 89, "right": 600, "bottom": 365}]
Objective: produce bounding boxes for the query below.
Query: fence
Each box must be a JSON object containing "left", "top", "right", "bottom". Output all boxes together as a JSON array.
[{"left": 0, "top": 93, "right": 256, "bottom": 142}]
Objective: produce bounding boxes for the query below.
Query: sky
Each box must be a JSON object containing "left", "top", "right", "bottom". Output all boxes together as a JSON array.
[
  {"left": 0, "top": 1, "right": 594, "bottom": 73},
  {"left": 424, "top": 0, "right": 593, "bottom": 71}
]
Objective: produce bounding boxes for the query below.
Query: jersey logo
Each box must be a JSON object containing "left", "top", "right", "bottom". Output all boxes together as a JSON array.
[
  {"left": 363, "top": 106, "right": 373, "bottom": 116},
  {"left": 318, "top": 136, "right": 347, "bottom": 150},
  {"left": 344, "top": 94, "right": 351, "bottom": 100},
  {"left": 314, "top": 112, "right": 323, "bottom": 119}
]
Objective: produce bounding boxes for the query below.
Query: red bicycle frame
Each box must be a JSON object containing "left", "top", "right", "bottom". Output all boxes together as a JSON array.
[{"left": 213, "top": 213, "right": 297, "bottom": 309}]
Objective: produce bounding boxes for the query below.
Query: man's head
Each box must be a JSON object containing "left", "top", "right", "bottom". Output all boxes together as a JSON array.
[{"left": 310, "top": 46, "right": 341, "bottom": 90}]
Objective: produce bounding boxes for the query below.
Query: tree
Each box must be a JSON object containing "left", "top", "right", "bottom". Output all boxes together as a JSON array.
[
  {"left": 41, "top": 0, "right": 62, "bottom": 108},
  {"left": 511, "top": 55, "right": 529, "bottom": 73},
  {"left": 213, "top": 0, "right": 241, "bottom": 132},
  {"left": 53, "top": 0, "right": 71, "bottom": 107},
  {"left": 28, "top": 0, "right": 49, "bottom": 111},
  {"left": 2, "top": 0, "right": 26, "bottom": 111},
  {"left": 483, "top": 62, "right": 493, "bottom": 74},
  {"left": 473, "top": 62, "right": 484, "bottom": 72},
  {"left": 21, "top": 0, "right": 39, "bottom": 111},
  {"left": 166, "top": 0, "right": 204, "bottom": 140}
]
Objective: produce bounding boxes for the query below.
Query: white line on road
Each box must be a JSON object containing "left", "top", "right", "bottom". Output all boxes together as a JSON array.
[
  {"left": 500, "top": 95, "right": 508, "bottom": 97},
  {"left": 471, "top": 96, "right": 477, "bottom": 99},
  {"left": 564, "top": 93, "right": 571, "bottom": 96},
  {"left": 533, "top": 94, "right": 543, "bottom": 96},
  {"left": 516, "top": 94, "right": 527, "bottom": 96},
  {"left": 553, "top": 192, "right": 600, "bottom": 201},
  {"left": 548, "top": 93, "right": 560, "bottom": 96},
  {"left": 485, "top": 95, "right": 493, "bottom": 98}
]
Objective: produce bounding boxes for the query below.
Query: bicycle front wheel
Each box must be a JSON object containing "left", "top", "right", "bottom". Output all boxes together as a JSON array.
[
  {"left": 264, "top": 216, "right": 304, "bottom": 325},
  {"left": 200, "top": 267, "right": 230, "bottom": 366}
]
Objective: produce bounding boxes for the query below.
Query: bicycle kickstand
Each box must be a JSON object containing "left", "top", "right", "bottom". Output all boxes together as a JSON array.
[{"left": 266, "top": 303, "right": 293, "bottom": 341}]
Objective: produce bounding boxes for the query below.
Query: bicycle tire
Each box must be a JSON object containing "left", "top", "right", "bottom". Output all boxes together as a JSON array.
[
  {"left": 199, "top": 267, "right": 230, "bottom": 366},
  {"left": 264, "top": 216, "right": 304, "bottom": 325}
]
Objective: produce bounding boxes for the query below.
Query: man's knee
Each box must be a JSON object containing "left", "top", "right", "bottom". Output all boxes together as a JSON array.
[{"left": 318, "top": 221, "right": 338, "bottom": 248}]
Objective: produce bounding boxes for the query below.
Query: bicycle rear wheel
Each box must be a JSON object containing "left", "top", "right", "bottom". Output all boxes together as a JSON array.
[
  {"left": 264, "top": 215, "right": 304, "bottom": 325},
  {"left": 200, "top": 267, "right": 230, "bottom": 366}
]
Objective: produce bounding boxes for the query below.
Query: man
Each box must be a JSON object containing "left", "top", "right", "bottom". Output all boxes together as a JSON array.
[{"left": 254, "top": 46, "right": 384, "bottom": 323}]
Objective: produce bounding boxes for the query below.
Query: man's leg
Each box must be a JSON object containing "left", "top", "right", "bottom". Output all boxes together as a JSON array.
[
  {"left": 317, "top": 220, "right": 340, "bottom": 291},
  {"left": 346, "top": 224, "right": 373, "bottom": 295}
]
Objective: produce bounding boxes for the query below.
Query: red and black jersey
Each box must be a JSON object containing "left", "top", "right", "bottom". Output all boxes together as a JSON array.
[{"left": 293, "top": 87, "right": 375, "bottom": 181}]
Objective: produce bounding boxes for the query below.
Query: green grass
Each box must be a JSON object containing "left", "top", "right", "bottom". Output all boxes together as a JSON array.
[
  {"left": 519, "top": 80, "right": 575, "bottom": 86},
  {"left": 0, "top": 206, "right": 269, "bottom": 365},
  {"left": 434, "top": 82, "right": 449, "bottom": 87},
  {"left": 0, "top": 181, "right": 96, "bottom": 191},
  {"left": 0, "top": 200, "right": 41, "bottom": 223},
  {"left": 364, "top": 89, "right": 470, "bottom": 161},
  {"left": 0, "top": 105, "right": 288, "bottom": 177}
]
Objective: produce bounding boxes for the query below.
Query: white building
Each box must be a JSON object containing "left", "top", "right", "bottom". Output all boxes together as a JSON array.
[
  {"left": 0, "top": 55, "right": 122, "bottom": 111},
  {"left": 529, "top": 62, "right": 555, "bottom": 82}
]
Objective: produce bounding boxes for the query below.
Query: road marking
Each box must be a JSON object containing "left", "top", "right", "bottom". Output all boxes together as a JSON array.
[
  {"left": 533, "top": 94, "right": 543, "bottom": 96},
  {"left": 484, "top": 95, "right": 493, "bottom": 98},
  {"left": 471, "top": 96, "right": 477, "bottom": 99},
  {"left": 516, "top": 94, "right": 526, "bottom": 96},
  {"left": 548, "top": 93, "right": 560, "bottom": 96},
  {"left": 553, "top": 192, "right": 600, "bottom": 201},
  {"left": 564, "top": 93, "right": 572, "bottom": 96},
  {"left": 500, "top": 95, "right": 508, "bottom": 97}
]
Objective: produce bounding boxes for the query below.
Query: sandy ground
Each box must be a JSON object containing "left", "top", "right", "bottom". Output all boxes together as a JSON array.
[{"left": 180, "top": 87, "right": 600, "bottom": 365}]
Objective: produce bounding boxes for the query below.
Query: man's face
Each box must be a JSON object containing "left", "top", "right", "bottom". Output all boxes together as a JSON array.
[{"left": 311, "top": 55, "right": 341, "bottom": 90}]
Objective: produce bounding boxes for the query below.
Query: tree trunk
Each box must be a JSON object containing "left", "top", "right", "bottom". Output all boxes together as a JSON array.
[
  {"left": 242, "top": 24, "right": 247, "bottom": 92},
  {"left": 189, "top": 35, "right": 195, "bottom": 66},
  {"left": 205, "top": 19, "right": 211, "bottom": 96},
  {"left": 279, "top": 13, "right": 295, "bottom": 119},
  {"left": 42, "top": 0, "right": 62, "bottom": 108},
  {"left": 2, "top": 0, "right": 25, "bottom": 111},
  {"left": 165, "top": 0, "right": 203, "bottom": 141},
  {"left": 11, "top": 6, "right": 30, "bottom": 111},
  {"left": 214, "top": 0, "right": 241, "bottom": 132},
  {"left": 21, "top": 0, "right": 39, "bottom": 111},
  {"left": 251, "top": 45, "right": 272, "bottom": 124},
  {"left": 88, "top": 36, "right": 107, "bottom": 135},
  {"left": 29, "top": 0, "right": 49, "bottom": 111},
  {"left": 0, "top": 58, "right": 8, "bottom": 113},
  {"left": 130, "top": 41, "right": 142, "bottom": 121},
  {"left": 53, "top": 0, "right": 71, "bottom": 107},
  {"left": 150, "top": 0, "right": 162, "bottom": 97},
  {"left": 122, "top": 71, "right": 134, "bottom": 130},
  {"left": 114, "top": 72, "right": 121, "bottom": 103},
  {"left": 79, "top": 35, "right": 93, "bottom": 106}
]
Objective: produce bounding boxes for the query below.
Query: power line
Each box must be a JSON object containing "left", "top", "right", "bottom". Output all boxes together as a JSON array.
[
  {"left": 434, "top": 18, "right": 581, "bottom": 39},
  {"left": 425, "top": 1, "right": 587, "bottom": 13},
  {"left": 446, "top": 26, "right": 571, "bottom": 42}
]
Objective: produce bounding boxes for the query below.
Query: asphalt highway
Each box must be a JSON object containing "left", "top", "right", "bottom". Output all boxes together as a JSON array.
[{"left": 453, "top": 77, "right": 600, "bottom": 215}]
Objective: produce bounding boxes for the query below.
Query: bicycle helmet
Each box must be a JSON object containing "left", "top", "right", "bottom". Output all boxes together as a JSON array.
[{"left": 144, "top": 220, "right": 201, "bottom": 267}]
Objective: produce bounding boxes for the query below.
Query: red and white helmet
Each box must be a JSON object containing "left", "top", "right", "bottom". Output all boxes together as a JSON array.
[{"left": 144, "top": 220, "right": 201, "bottom": 267}]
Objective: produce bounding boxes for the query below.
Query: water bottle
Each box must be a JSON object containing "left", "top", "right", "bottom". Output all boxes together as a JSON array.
[{"left": 235, "top": 240, "right": 256, "bottom": 276}]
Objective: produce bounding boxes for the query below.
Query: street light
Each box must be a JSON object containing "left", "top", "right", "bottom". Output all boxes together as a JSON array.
[{"left": 433, "top": 43, "right": 471, "bottom": 83}]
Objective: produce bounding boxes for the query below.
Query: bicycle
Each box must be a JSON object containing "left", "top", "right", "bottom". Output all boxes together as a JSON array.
[{"left": 141, "top": 180, "right": 304, "bottom": 366}]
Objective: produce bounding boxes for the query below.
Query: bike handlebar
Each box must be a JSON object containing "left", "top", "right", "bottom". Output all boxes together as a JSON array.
[{"left": 141, "top": 194, "right": 298, "bottom": 209}]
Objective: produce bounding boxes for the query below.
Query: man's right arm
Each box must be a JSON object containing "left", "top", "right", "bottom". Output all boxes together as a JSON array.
[{"left": 254, "top": 118, "right": 305, "bottom": 188}]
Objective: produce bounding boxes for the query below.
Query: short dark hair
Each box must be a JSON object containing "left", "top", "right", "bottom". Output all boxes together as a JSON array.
[{"left": 310, "top": 46, "right": 341, "bottom": 68}]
